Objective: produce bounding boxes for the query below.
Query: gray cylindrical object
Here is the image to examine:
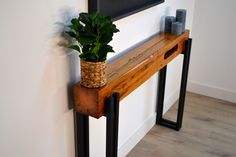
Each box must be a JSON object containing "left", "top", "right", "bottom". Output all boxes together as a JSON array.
[
  {"left": 164, "top": 16, "right": 176, "bottom": 33},
  {"left": 176, "top": 9, "right": 186, "bottom": 32},
  {"left": 171, "top": 22, "right": 183, "bottom": 36}
]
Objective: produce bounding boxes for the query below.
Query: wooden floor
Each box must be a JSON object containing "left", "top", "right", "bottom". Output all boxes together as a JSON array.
[{"left": 127, "top": 92, "right": 236, "bottom": 157}]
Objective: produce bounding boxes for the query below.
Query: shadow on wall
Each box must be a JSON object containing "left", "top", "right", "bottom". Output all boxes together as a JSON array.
[
  {"left": 34, "top": 6, "right": 87, "bottom": 157},
  {"left": 41, "top": 6, "right": 84, "bottom": 110}
]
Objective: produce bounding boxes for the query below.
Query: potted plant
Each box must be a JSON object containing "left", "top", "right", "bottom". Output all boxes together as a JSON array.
[{"left": 66, "top": 12, "right": 119, "bottom": 88}]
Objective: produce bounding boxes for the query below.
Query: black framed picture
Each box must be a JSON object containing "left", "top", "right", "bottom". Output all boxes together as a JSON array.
[{"left": 88, "top": 0, "right": 165, "bottom": 21}]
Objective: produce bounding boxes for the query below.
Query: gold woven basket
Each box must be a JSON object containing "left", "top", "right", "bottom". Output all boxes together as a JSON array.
[{"left": 80, "top": 60, "right": 107, "bottom": 88}]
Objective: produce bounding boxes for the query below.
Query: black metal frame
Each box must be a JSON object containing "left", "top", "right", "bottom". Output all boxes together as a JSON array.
[
  {"left": 105, "top": 93, "right": 120, "bottom": 157},
  {"left": 74, "top": 112, "right": 89, "bottom": 157},
  {"left": 156, "top": 38, "right": 192, "bottom": 131},
  {"left": 75, "top": 93, "right": 120, "bottom": 157},
  {"left": 74, "top": 38, "right": 192, "bottom": 157}
]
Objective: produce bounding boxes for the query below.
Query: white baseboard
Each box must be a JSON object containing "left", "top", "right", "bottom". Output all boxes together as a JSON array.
[
  {"left": 118, "top": 113, "right": 156, "bottom": 157},
  {"left": 118, "top": 88, "right": 180, "bottom": 157},
  {"left": 188, "top": 81, "right": 236, "bottom": 103}
]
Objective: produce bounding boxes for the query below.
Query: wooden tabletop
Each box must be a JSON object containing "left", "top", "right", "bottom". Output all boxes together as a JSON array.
[{"left": 73, "top": 30, "right": 190, "bottom": 118}]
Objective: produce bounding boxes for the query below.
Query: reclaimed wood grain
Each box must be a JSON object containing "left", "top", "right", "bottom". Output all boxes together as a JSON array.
[{"left": 73, "top": 30, "right": 190, "bottom": 118}]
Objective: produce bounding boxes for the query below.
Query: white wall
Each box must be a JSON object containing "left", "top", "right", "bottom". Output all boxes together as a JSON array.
[
  {"left": 0, "top": 0, "right": 195, "bottom": 157},
  {"left": 188, "top": 0, "right": 236, "bottom": 103}
]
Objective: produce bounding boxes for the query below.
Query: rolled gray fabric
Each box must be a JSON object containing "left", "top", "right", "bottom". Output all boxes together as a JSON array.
[
  {"left": 176, "top": 9, "right": 186, "bottom": 32},
  {"left": 164, "top": 16, "right": 176, "bottom": 33}
]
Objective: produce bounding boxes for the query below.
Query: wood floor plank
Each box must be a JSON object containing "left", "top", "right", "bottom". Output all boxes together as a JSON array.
[{"left": 127, "top": 92, "right": 236, "bottom": 157}]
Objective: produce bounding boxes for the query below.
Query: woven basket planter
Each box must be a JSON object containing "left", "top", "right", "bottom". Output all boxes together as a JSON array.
[{"left": 80, "top": 60, "right": 107, "bottom": 88}]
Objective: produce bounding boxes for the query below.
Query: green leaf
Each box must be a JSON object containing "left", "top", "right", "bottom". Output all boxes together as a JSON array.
[
  {"left": 79, "top": 13, "right": 91, "bottom": 26},
  {"left": 79, "top": 52, "right": 97, "bottom": 62},
  {"left": 65, "top": 12, "right": 119, "bottom": 62},
  {"left": 66, "top": 31, "right": 76, "bottom": 38},
  {"left": 101, "top": 44, "right": 114, "bottom": 52},
  {"left": 71, "top": 18, "right": 78, "bottom": 25},
  {"left": 68, "top": 45, "right": 81, "bottom": 53},
  {"left": 79, "top": 31, "right": 96, "bottom": 38},
  {"left": 99, "top": 32, "right": 113, "bottom": 43},
  {"left": 98, "top": 44, "right": 114, "bottom": 61},
  {"left": 82, "top": 45, "right": 90, "bottom": 53},
  {"left": 69, "top": 18, "right": 83, "bottom": 31},
  {"left": 91, "top": 42, "right": 101, "bottom": 54},
  {"left": 77, "top": 37, "right": 94, "bottom": 46},
  {"left": 112, "top": 24, "right": 120, "bottom": 33}
]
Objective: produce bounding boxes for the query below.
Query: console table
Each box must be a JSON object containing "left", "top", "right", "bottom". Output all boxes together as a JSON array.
[{"left": 73, "top": 30, "right": 192, "bottom": 157}]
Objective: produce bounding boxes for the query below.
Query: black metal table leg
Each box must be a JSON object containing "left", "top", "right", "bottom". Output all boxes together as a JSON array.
[
  {"left": 74, "top": 112, "right": 89, "bottom": 157},
  {"left": 156, "top": 38, "right": 192, "bottom": 131},
  {"left": 176, "top": 38, "right": 192, "bottom": 129},
  {"left": 156, "top": 66, "right": 167, "bottom": 123},
  {"left": 156, "top": 65, "right": 178, "bottom": 130},
  {"left": 105, "top": 93, "right": 120, "bottom": 157}
]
